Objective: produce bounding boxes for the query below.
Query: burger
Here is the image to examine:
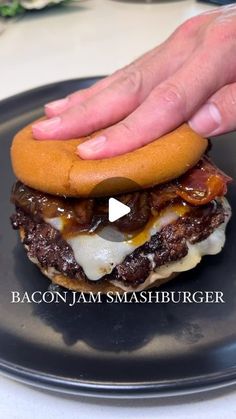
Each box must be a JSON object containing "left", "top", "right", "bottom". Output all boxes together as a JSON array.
[{"left": 10, "top": 122, "right": 232, "bottom": 293}]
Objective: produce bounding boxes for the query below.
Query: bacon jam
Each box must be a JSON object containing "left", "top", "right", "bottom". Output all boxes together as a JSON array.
[{"left": 11, "top": 156, "right": 231, "bottom": 240}]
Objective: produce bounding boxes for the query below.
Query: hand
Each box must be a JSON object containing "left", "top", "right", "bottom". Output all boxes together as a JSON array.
[{"left": 32, "top": 5, "right": 236, "bottom": 160}]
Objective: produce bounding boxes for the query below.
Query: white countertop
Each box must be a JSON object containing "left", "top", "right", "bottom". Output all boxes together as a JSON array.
[
  {"left": 1, "top": 0, "right": 236, "bottom": 416},
  {"left": 1, "top": 375, "right": 236, "bottom": 419},
  {"left": 0, "top": 0, "right": 216, "bottom": 101}
]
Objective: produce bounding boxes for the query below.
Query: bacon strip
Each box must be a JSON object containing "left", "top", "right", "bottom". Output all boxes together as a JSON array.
[{"left": 176, "top": 156, "right": 232, "bottom": 206}]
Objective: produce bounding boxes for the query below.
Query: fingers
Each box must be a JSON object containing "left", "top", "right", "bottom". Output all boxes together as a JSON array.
[
  {"left": 77, "top": 44, "right": 232, "bottom": 159},
  {"left": 44, "top": 14, "right": 210, "bottom": 119},
  {"left": 33, "top": 10, "right": 228, "bottom": 155},
  {"left": 45, "top": 73, "right": 127, "bottom": 117},
  {"left": 33, "top": 39, "right": 194, "bottom": 141},
  {"left": 44, "top": 49, "right": 165, "bottom": 118},
  {"left": 189, "top": 82, "right": 236, "bottom": 136},
  {"left": 33, "top": 70, "right": 157, "bottom": 140}
]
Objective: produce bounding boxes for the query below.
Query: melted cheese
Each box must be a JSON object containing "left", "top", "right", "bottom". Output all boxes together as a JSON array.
[
  {"left": 45, "top": 198, "right": 231, "bottom": 284},
  {"left": 112, "top": 198, "right": 231, "bottom": 292},
  {"left": 127, "top": 203, "right": 190, "bottom": 247},
  {"left": 46, "top": 205, "right": 181, "bottom": 280}
]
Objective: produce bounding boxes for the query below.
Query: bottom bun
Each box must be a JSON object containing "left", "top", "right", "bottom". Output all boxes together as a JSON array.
[{"left": 19, "top": 228, "right": 178, "bottom": 293}]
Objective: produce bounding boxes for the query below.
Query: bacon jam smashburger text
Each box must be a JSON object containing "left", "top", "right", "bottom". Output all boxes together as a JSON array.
[{"left": 10, "top": 123, "right": 232, "bottom": 293}]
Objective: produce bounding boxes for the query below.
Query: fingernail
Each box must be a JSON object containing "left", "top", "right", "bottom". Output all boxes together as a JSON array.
[
  {"left": 32, "top": 117, "right": 61, "bottom": 136},
  {"left": 45, "top": 98, "right": 69, "bottom": 113},
  {"left": 77, "top": 136, "right": 107, "bottom": 156},
  {"left": 189, "top": 103, "right": 221, "bottom": 136}
]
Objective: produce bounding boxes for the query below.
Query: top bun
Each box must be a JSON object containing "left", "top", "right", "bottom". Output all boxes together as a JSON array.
[{"left": 11, "top": 122, "right": 207, "bottom": 197}]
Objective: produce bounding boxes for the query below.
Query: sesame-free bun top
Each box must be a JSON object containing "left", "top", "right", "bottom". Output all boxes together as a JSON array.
[{"left": 11, "top": 122, "right": 208, "bottom": 197}]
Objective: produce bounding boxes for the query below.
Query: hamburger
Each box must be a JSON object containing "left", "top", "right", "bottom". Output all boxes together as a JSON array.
[{"left": 10, "top": 122, "right": 232, "bottom": 293}]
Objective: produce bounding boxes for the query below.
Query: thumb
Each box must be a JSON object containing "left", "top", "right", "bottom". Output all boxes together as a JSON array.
[{"left": 189, "top": 83, "right": 236, "bottom": 137}]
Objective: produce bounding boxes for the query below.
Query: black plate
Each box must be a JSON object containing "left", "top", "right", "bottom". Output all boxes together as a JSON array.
[{"left": 0, "top": 78, "right": 236, "bottom": 398}]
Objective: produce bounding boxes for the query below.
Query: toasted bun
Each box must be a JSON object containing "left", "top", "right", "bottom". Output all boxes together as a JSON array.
[
  {"left": 19, "top": 228, "right": 177, "bottom": 293},
  {"left": 48, "top": 271, "right": 178, "bottom": 294},
  {"left": 11, "top": 122, "right": 207, "bottom": 197}
]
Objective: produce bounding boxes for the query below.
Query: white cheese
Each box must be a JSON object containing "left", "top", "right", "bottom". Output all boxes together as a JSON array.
[
  {"left": 46, "top": 206, "right": 180, "bottom": 281},
  {"left": 45, "top": 198, "right": 231, "bottom": 285},
  {"left": 112, "top": 198, "right": 231, "bottom": 292}
]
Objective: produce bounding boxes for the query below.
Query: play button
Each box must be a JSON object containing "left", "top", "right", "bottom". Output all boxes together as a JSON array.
[
  {"left": 108, "top": 198, "right": 131, "bottom": 222},
  {"left": 89, "top": 177, "right": 142, "bottom": 242}
]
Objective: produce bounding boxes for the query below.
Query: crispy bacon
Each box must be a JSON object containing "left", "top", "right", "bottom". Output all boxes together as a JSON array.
[{"left": 176, "top": 156, "right": 232, "bottom": 206}]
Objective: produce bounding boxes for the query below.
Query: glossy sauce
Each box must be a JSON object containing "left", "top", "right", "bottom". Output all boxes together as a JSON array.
[
  {"left": 127, "top": 203, "right": 190, "bottom": 247},
  {"left": 11, "top": 154, "right": 231, "bottom": 240}
]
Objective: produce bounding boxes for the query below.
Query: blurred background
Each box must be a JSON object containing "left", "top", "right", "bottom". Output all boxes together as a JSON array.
[{"left": 0, "top": 0, "right": 223, "bottom": 101}]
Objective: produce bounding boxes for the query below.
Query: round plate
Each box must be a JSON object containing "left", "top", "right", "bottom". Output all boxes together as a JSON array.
[{"left": 0, "top": 78, "right": 236, "bottom": 398}]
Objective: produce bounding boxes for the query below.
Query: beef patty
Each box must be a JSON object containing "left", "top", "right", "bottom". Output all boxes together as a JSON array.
[{"left": 11, "top": 200, "right": 226, "bottom": 287}]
